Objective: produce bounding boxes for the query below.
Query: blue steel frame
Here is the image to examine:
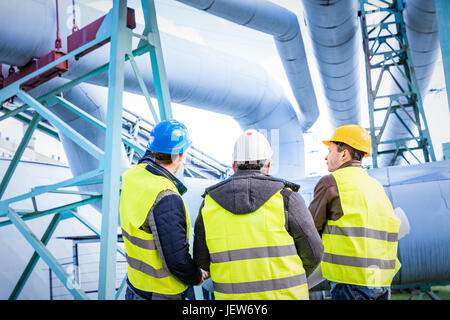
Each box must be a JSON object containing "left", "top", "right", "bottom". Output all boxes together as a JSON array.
[
  {"left": 359, "top": 0, "right": 436, "bottom": 168},
  {"left": 434, "top": 0, "right": 450, "bottom": 113},
  {"left": 0, "top": 0, "right": 172, "bottom": 299}
]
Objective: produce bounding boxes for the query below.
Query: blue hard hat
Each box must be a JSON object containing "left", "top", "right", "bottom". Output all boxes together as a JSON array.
[{"left": 146, "top": 119, "right": 192, "bottom": 154}]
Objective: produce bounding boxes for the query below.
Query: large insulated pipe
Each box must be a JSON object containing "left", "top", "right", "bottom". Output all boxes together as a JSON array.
[
  {"left": 369, "top": 160, "right": 450, "bottom": 285},
  {"left": 0, "top": 0, "right": 306, "bottom": 179},
  {"left": 26, "top": 79, "right": 131, "bottom": 213},
  {"left": 300, "top": 0, "right": 361, "bottom": 128},
  {"left": 174, "top": 0, "right": 320, "bottom": 131},
  {"left": 379, "top": 0, "right": 441, "bottom": 167}
]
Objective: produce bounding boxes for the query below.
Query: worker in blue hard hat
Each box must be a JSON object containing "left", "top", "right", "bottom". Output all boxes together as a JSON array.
[{"left": 120, "top": 119, "right": 208, "bottom": 300}]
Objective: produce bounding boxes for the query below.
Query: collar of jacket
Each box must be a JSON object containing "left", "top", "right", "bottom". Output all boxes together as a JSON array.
[
  {"left": 138, "top": 152, "right": 187, "bottom": 195},
  {"left": 337, "top": 160, "right": 362, "bottom": 170},
  {"left": 203, "top": 169, "right": 300, "bottom": 197},
  {"left": 201, "top": 169, "right": 301, "bottom": 215}
]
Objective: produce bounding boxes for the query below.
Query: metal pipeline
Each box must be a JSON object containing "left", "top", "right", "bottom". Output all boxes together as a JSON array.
[
  {"left": 299, "top": 0, "right": 440, "bottom": 167},
  {"left": 25, "top": 79, "right": 131, "bottom": 213},
  {"left": 175, "top": 0, "right": 320, "bottom": 131},
  {"left": 300, "top": 0, "right": 361, "bottom": 128},
  {"left": 0, "top": 0, "right": 307, "bottom": 179},
  {"left": 369, "top": 160, "right": 450, "bottom": 285}
]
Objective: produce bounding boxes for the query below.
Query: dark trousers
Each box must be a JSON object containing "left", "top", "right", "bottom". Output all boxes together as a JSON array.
[
  {"left": 330, "top": 282, "right": 391, "bottom": 300},
  {"left": 125, "top": 285, "right": 190, "bottom": 300}
]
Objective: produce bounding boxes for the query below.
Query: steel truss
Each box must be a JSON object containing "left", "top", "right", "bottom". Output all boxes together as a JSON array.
[
  {"left": 359, "top": 0, "right": 436, "bottom": 168},
  {"left": 0, "top": 0, "right": 171, "bottom": 300}
]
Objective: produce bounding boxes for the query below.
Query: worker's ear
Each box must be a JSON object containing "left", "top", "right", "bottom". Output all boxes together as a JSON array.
[
  {"left": 264, "top": 161, "right": 271, "bottom": 174},
  {"left": 172, "top": 153, "right": 184, "bottom": 165},
  {"left": 338, "top": 148, "right": 349, "bottom": 162},
  {"left": 179, "top": 152, "right": 186, "bottom": 164}
]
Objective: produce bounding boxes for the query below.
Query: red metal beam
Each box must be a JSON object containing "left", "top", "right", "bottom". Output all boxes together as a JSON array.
[
  {"left": 0, "top": 7, "right": 135, "bottom": 93},
  {"left": 67, "top": 7, "right": 136, "bottom": 60},
  {"left": 3, "top": 51, "right": 69, "bottom": 91}
]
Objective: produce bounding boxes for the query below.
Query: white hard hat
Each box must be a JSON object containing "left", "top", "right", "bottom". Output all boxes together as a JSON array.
[{"left": 232, "top": 129, "right": 273, "bottom": 162}]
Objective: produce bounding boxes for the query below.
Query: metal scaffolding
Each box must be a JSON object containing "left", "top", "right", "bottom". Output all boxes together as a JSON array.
[
  {"left": 0, "top": 0, "right": 171, "bottom": 300},
  {"left": 359, "top": 0, "right": 436, "bottom": 167}
]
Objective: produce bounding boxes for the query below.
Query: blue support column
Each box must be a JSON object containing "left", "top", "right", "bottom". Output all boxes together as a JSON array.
[
  {"left": 98, "top": 0, "right": 130, "bottom": 300},
  {"left": 141, "top": 0, "right": 173, "bottom": 120},
  {"left": 126, "top": 52, "right": 160, "bottom": 123},
  {"left": 434, "top": 0, "right": 450, "bottom": 112},
  {"left": 17, "top": 91, "right": 104, "bottom": 160},
  {"left": 9, "top": 213, "right": 62, "bottom": 300},
  {"left": 0, "top": 113, "right": 40, "bottom": 199},
  {"left": 7, "top": 208, "right": 88, "bottom": 300}
]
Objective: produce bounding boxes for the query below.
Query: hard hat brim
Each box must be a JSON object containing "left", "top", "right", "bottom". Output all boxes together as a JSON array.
[
  {"left": 322, "top": 139, "right": 371, "bottom": 157},
  {"left": 322, "top": 140, "right": 331, "bottom": 147}
]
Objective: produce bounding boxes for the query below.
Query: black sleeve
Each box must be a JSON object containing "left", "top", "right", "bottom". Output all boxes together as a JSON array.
[
  {"left": 281, "top": 189, "right": 324, "bottom": 277},
  {"left": 193, "top": 200, "right": 211, "bottom": 271},
  {"left": 149, "top": 192, "right": 202, "bottom": 286}
]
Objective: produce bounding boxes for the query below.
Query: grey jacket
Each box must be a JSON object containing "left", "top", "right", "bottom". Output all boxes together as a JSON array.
[{"left": 193, "top": 170, "right": 324, "bottom": 277}]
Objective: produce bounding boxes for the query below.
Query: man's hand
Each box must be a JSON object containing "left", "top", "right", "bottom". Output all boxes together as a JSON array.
[{"left": 197, "top": 268, "right": 210, "bottom": 285}]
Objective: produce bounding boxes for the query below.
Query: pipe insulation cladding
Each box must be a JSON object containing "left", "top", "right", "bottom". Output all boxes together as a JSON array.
[
  {"left": 0, "top": 0, "right": 310, "bottom": 179},
  {"left": 300, "top": 0, "right": 442, "bottom": 169},
  {"left": 369, "top": 160, "right": 450, "bottom": 285},
  {"left": 26, "top": 79, "right": 131, "bottom": 214},
  {"left": 300, "top": 0, "right": 362, "bottom": 128},
  {"left": 175, "top": 0, "right": 320, "bottom": 131}
]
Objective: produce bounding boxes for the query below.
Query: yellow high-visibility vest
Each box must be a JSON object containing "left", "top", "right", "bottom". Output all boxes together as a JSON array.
[
  {"left": 202, "top": 189, "right": 309, "bottom": 300},
  {"left": 321, "top": 166, "right": 401, "bottom": 287},
  {"left": 120, "top": 163, "right": 190, "bottom": 295}
]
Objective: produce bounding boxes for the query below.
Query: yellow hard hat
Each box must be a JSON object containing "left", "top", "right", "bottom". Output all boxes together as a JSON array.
[{"left": 322, "top": 124, "right": 372, "bottom": 157}]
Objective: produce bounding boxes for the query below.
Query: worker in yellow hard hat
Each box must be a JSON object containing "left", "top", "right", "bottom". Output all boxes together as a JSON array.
[
  {"left": 308, "top": 124, "right": 401, "bottom": 300},
  {"left": 193, "top": 129, "right": 324, "bottom": 300}
]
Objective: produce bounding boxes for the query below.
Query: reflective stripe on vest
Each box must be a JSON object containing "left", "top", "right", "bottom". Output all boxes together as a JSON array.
[
  {"left": 119, "top": 163, "right": 190, "bottom": 295},
  {"left": 323, "top": 225, "right": 398, "bottom": 242},
  {"left": 321, "top": 166, "right": 401, "bottom": 287},
  {"left": 213, "top": 274, "right": 307, "bottom": 295},
  {"left": 322, "top": 253, "right": 396, "bottom": 270},
  {"left": 122, "top": 228, "right": 156, "bottom": 250},
  {"left": 210, "top": 244, "right": 297, "bottom": 263},
  {"left": 125, "top": 255, "right": 171, "bottom": 279},
  {"left": 202, "top": 189, "right": 309, "bottom": 300}
]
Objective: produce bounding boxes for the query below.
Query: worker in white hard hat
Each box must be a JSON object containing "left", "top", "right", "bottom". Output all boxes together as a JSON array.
[{"left": 193, "top": 129, "right": 324, "bottom": 300}]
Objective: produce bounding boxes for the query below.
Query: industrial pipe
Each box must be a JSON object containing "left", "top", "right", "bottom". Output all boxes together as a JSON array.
[
  {"left": 300, "top": 0, "right": 362, "bottom": 128},
  {"left": 0, "top": 0, "right": 307, "bottom": 179},
  {"left": 175, "top": 0, "right": 320, "bottom": 131}
]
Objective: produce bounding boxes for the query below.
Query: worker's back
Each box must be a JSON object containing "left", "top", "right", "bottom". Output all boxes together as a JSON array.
[
  {"left": 120, "top": 163, "right": 189, "bottom": 295},
  {"left": 321, "top": 166, "right": 401, "bottom": 287},
  {"left": 194, "top": 169, "right": 323, "bottom": 300}
]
